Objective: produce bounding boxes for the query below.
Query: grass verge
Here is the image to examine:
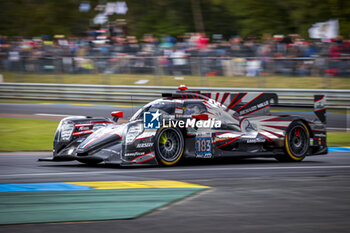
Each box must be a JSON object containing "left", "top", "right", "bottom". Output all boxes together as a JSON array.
[
  {"left": 0, "top": 117, "right": 349, "bottom": 152},
  {"left": 3, "top": 72, "right": 350, "bottom": 89},
  {"left": 0, "top": 118, "right": 57, "bottom": 151},
  {"left": 327, "top": 133, "right": 350, "bottom": 147}
]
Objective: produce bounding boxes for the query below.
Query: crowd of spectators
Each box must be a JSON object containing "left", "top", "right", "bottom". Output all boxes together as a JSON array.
[{"left": 1, "top": 31, "right": 350, "bottom": 77}]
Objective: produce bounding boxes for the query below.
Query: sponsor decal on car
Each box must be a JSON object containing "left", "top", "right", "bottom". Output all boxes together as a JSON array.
[
  {"left": 239, "top": 100, "right": 269, "bottom": 116},
  {"left": 125, "top": 152, "right": 145, "bottom": 157},
  {"left": 136, "top": 143, "right": 154, "bottom": 148},
  {"left": 246, "top": 138, "right": 266, "bottom": 143},
  {"left": 314, "top": 133, "right": 326, "bottom": 137}
]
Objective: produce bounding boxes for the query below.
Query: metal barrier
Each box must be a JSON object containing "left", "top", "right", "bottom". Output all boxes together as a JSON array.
[
  {"left": 0, "top": 82, "right": 350, "bottom": 107},
  {"left": 2, "top": 56, "right": 350, "bottom": 77}
]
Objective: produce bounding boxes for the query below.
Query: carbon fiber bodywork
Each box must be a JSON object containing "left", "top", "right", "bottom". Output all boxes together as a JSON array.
[{"left": 42, "top": 89, "right": 327, "bottom": 166}]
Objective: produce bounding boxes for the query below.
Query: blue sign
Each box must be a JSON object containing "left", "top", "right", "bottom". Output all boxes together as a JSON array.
[
  {"left": 79, "top": 2, "right": 91, "bottom": 12},
  {"left": 143, "top": 110, "right": 161, "bottom": 129},
  {"left": 195, "top": 137, "right": 212, "bottom": 157}
]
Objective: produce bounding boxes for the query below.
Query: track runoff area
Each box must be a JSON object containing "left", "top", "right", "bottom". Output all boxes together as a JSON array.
[{"left": 0, "top": 180, "right": 209, "bottom": 225}]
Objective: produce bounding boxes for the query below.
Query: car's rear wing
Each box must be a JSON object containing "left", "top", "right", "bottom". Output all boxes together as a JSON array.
[
  {"left": 313, "top": 95, "right": 327, "bottom": 123},
  {"left": 271, "top": 95, "right": 326, "bottom": 123}
]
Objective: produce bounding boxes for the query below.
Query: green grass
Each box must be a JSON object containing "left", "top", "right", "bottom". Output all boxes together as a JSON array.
[
  {"left": 327, "top": 133, "right": 350, "bottom": 147},
  {"left": 0, "top": 117, "right": 349, "bottom": 151},
  {"left": 3, "top": 72, "right": 350, "bottom": 89},
  {"left": 0, "top": 118, "right": 57, "bottom": 151}
]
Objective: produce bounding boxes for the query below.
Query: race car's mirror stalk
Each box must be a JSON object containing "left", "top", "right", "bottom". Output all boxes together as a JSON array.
[
  {"left": 111, "top": 111, "right": 123, "bottom": 122},
  {"left": 192, "top": 114, "right": 209, "bottom": 130},
  {"left": 178, "top": 85, "right": 188, "bottom": 91},
  {"left": 193, "top": 114, "right": 209, "bottom": 121}
]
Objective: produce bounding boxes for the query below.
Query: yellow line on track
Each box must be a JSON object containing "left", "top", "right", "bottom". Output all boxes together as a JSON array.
[
  {"left": 66, "top": 180, "right": 210, "bottom": 189},
  {"left": 113, "top": 104, "right": 133, "bottom": 107}
]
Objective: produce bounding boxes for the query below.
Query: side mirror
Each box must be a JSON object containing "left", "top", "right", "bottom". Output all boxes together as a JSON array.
[
  {"left": 192, "top": 114, "right": 209, "bottom": 120},
  {"left": 111, "top": 111, "right": 123, "bottom": 122}
]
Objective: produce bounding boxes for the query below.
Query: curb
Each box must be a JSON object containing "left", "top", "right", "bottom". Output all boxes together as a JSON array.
[{"left": 328, "top": 147, "right": 350, "bottom": 152}]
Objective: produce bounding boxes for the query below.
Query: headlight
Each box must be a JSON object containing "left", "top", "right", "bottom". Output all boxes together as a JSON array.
[
  {"left": 125, "top": 123, "right": 143, "bottom": 144},
  {"left": 241, "top": 119, "right": 257, "bottom": 132},
  {"left": 60, "top": 121, "right": 74, "bottom": 141}
]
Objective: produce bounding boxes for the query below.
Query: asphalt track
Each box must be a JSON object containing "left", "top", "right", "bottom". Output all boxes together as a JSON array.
[
  {"left": 0, "top": 152, "right": 350, "bottom": 233},
  {"left": 0, "top": 103, "right": 349, "bottom": 129},
  {"left": 0, "top": 103, "right": 140, "bottom": 119},
  {"left": 0, "top": 102, "right": 350, "bottom": 232}
]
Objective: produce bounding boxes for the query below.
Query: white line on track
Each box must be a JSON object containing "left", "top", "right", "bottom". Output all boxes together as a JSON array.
[
  {"left": 1, "top": 165, "right": 350, "bottom": 177},
  {"left": 34, "top": 113, "right": 75, "bottom": 117},
  {"left": 328, "top": 127, "right": 350, "bottom": 131}
]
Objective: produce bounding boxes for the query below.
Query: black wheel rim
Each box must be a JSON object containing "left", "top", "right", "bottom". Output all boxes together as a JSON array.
[
  {"left": 288, "top": 125, "right": 308, "bottom": 157},
  {"left": 158, "top": 128, "right": 182, "bottom": 162}
]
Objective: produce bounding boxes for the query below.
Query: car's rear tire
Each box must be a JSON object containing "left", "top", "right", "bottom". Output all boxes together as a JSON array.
[
  {"left": 155, "top": 127, "right": 184, "bottom": 166},
  {"left": 275, "top": 121, "right": 310, "bottom": 162}
]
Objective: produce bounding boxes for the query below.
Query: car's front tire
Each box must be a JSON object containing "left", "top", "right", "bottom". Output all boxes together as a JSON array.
[
  {"left": 275, "top": 121, "right": 310, "bottom": 162},
  {"left": 155, "top": 127, "right": 184, "bottom": 166}
]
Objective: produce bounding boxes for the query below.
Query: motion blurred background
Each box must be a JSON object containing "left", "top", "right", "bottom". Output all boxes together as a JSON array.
[{"left": 0, "top": 0, "right": 350, "bottom": 88}]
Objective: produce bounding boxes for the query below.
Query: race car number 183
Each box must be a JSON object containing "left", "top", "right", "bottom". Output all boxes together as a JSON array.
[{"left": 195, "top": 137, "right": 212, "bottom": 158}]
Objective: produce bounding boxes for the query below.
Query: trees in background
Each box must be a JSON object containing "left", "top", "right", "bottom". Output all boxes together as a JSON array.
[{"left": 0, "top": 0, "right": 350, "bottom": 39}]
